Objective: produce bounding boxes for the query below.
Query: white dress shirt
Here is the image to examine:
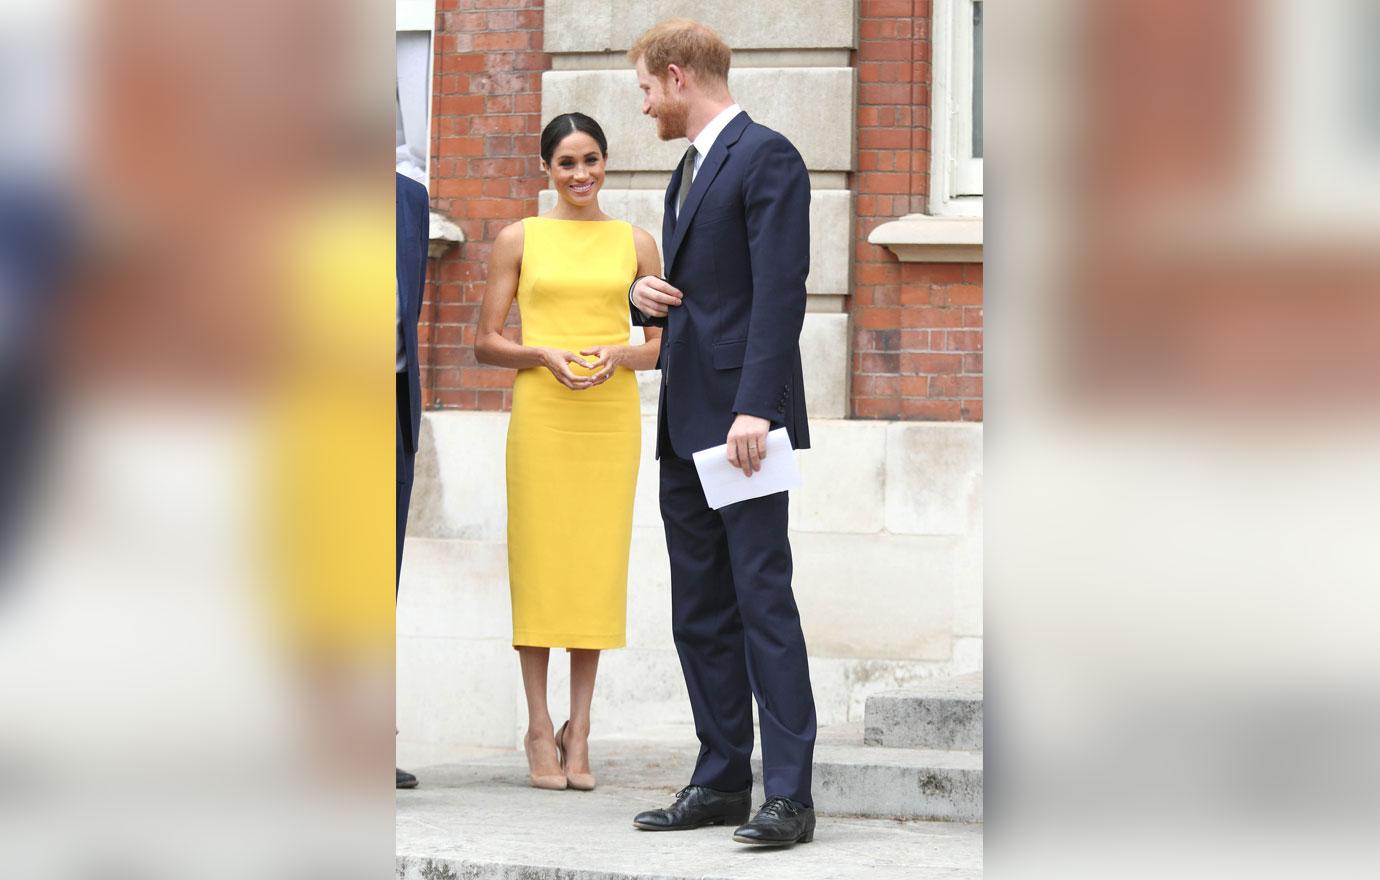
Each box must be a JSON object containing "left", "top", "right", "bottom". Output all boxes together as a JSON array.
[{"left": 676, "top": 103, "right": 742, "bottom": 218}]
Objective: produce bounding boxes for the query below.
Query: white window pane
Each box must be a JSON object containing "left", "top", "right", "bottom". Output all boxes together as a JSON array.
[
  {"left": 972, "top": 0, "right": 983, "bottom": 159},
  {"left": 396, "top": 31, "right": 431, "bottom": 183}
]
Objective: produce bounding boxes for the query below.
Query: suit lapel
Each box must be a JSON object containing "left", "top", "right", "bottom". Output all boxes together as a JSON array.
[
  {"left": 664, "top": 112, "right": 750, "bottom": 273},
  {"left": 662, "top": 161, "right": 681, "bottom": 248}
]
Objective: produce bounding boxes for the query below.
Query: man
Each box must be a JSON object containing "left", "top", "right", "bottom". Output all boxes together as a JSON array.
[
  {"left": 395, "top": 171, "right": 429, "bottom": 790},
  {"left": 626, "top": 19, "right": 817, "bottom": 847}
]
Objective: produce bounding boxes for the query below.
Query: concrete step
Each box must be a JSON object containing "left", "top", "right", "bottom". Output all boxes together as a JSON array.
[
  {"left": 752, "top": 736, "right": 983, "bottom": 823},
  {"left": 398, "top": 761, "right": 982, "bottom": 880},
  {"left": 864, "top": 673, "right": 983, "bottom": 751}
]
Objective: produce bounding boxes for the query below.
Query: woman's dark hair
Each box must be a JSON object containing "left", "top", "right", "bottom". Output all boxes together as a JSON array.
[{"left": 539, "top": 112, "right": 609, "bottom": 165}]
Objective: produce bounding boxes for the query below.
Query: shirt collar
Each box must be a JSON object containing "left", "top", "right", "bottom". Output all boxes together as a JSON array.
[{"left": 691, "top": 104, "right": 742, "bottom": 159}]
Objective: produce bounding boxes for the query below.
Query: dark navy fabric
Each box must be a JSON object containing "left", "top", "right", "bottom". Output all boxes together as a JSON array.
[
  {"left": 637, "top": 114, "right": 818, "bottom": 806},
  {"left": 659, "top": 452, "right": 817, "bottom": 806},
  {"left": 632, "top": 112, "right": 811, "bottom": 460},
  {"left": 396, "top": 173, "right": 428, "bottom": 593}
]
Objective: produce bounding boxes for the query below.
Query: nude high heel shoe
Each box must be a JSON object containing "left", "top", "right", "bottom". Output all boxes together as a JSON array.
[
  {"left": 557, "top": 720, "right": 596, "bottom": 791},
  {"left": 525, "top": 728, "right": 567, "bottom": 791}
]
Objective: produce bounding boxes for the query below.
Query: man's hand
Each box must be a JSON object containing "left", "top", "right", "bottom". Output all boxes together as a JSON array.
[
  {"left": 726, "top": 414, "right": 771, "bottom": 477},
  {"left": 631, "top": 275, "right": 684, "bottom": 318}
]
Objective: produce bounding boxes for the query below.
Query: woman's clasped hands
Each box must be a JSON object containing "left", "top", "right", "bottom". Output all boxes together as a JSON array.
[{"left": 539, "top": 345, "right": 628, "bottom": 390}]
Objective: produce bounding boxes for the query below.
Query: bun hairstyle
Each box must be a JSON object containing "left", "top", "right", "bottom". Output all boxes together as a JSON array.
[{"left": 539, "top": 113, "right": 609, "bottom": 166}]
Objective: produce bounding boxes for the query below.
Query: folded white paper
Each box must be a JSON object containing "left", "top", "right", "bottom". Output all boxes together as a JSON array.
[{"left": 691, "top": 427, "right": 802, "bottom": 510}]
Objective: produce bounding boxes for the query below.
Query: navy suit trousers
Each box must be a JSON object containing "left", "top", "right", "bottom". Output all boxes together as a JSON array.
[
  {"left": 396, "top": 372, "right": 415, "bottom": 596},
  {"left": 659, "top": 452, "right": 817, "bottom": 805}
]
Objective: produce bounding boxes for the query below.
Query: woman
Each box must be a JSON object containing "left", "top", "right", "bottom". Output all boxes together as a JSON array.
[{"left": 475, "top": 113, "right": 663, "bottom": 791}]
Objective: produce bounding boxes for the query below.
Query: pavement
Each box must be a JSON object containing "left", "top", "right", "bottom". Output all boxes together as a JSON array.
[{"left": 396, "top": 737, "right": 983, "bottom": 879}]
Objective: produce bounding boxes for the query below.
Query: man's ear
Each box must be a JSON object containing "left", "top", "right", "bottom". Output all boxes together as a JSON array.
[{"left": 666, "top": 63, "right": 687, "bottom": 93}]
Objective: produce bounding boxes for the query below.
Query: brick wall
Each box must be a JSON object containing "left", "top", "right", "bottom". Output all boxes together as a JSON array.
[
  {"left": 850, "top": 0, "right": 983, "bottom": 420},
  {"left": 421, "top": 0, "right": 548, "bottom": 411}
]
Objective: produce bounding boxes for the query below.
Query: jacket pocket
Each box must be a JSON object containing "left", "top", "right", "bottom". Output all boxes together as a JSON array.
[{"left": 712, "top": 338, "right": 747, "bottom": 370}]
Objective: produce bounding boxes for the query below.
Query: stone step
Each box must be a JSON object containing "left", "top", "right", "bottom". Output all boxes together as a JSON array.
[
  {"left": 398, "top": 762, "right": 982, "bottom": 880},
  {"left": 864, "top": 673, "right": 983, "bottom": 751},
  {"left": 752, "top": 739, "right": 983, "bottom": 823}
]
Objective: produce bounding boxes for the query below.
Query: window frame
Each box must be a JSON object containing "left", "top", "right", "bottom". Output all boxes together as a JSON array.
[
  {"left": 396, "top": 0, "right": 437, "bottom": 187},
  {"left": 930, "top": 0, "right": 984, "bottom": 216}
]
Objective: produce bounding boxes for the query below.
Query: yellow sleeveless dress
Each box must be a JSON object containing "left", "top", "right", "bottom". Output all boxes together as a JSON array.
[{"left": 507, "top": 217, "right": 641, "bottom": 649}]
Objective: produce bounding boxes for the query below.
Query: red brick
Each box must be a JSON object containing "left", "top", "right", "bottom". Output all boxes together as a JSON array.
[
  {"left": 899, "top": 330, "right": 931, "bottom": 350},
  {"left": 902, "top": 263, "right": 966, "bottom": 285},
  {"left": 900, "top": 375, "right": 929, "bottom": 396},
  {"left": 942, "top": 331, "right": 983, "bottom": 352},
  {"left": 441, "top": 136, "right": 486, "bottom": 157},
  {"left": 474, "top": 31, "right": 531, "bottom": 51},
  {"left": 441, "top": 53, "right": 487, "bottom": 73},
  {"left": 858, "top": 128, "right": 912, "bottom": 150},
  {"left": 899, "top": 285, "right": 933, "bottom": 305},
  {"left": 900, "top": 353, "right": 962, "bottom": 374},
  {"left": 463, "top": 368, "right": 515, "bottom": 389},
  {"left": 860, "top": 83, "right": 913, "bottom": 105},
  {"left": 860, "top": 40, "right": 915, "bottom": 61},
  {"left": 475, "top": 390, "right": 508, "bottom": 411},
  {"left": 859, "top": 173, "right": 911, "bottom": 194},
  {"left": 863, "top": 0, "right": 916, "bottom": 18},
  {"left": 902, "top": 306, "right": 964, "bottom": 329},
  {"left": 946, "top": 283, "right": 983, "bottom": 305},
  {"left": 859, "top": 352, "right": 901, "bottom": 373},
  {"left": 435, "top": 177, "right": 483, "bottom": 199},
  {"left": 856, "top": 308, "right": 902, "bottom": 329},
  {"left": 856, "top": 262, "right": 901, "bottom": 285},
  {"left": 900, "top": 399, "right": 963, "bottom": 421},
  {"left": 472, "top": 115, "right": 529, "bottom": 134},
  {"left": 854, "top": 397, "right": 903, "bottom": 419}
]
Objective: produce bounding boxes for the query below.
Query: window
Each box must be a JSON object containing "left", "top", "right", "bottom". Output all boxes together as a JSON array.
[
  {"left": 931, "top": 0, "right": 984, "bottom": 214},
  {"left": 396, "top": 1, "right": 436, "bottom": 185}
]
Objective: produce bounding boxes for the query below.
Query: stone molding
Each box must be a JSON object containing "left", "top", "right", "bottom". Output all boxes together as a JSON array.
[
  {"left": 427, "top": 209, "right": 465, "bottom": 259},
  {"left": 543, "top": 0, "right": 857, "bottom": 54},
  {"left": 868, "top": 214, "right": 983, "bottom": 263}
]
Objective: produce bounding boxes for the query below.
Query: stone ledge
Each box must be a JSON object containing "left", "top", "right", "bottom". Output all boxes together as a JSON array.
[
  {"left": 544, "top": 0, "right": 858, "bottom": 54},
  {"left": 427, "top": 209, "right": 464, "bottom": 259},
  {"left": 869, "top": 214, "right": 983, "bottom": 263}
]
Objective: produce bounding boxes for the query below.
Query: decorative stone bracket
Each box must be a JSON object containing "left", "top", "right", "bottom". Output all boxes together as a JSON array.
[
  {"left": 427, "top": 209, "right": 464, "bottom": 259},
  {"left": 869, "top": 214, "right": 983, "bottom": 263}
]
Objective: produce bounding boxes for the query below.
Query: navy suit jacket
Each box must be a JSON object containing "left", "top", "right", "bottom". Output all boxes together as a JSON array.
[
  {"left": 633, "top": 112, "right": 811, "bottom": 460},
  {"left": 396, "top": 173, "right": 429, "bottom": 479}
]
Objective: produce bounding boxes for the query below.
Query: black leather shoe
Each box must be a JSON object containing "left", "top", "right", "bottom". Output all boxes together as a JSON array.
[
  {"left": 396, "top": 767, "right": 418, "bottom": 789},
  {"left": 732, "top": 796, "right": 815, "bottom": 846},
  {"left": 632, "top": 784, "right": 752, "bottom": 831}
]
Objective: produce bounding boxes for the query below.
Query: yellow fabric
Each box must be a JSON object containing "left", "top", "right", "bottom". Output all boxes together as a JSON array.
[{"left": 507, "top": 217, "right": 640, "bottom": 649}]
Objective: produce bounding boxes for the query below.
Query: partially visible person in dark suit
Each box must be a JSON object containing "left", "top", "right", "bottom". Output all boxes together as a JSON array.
[
  {"left": 395, "top": 171, "right": 428, "bottom": 789},
  {"left": 0, "top": 184, "right": 68, "bottom": 574}
]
